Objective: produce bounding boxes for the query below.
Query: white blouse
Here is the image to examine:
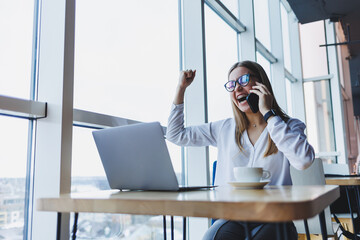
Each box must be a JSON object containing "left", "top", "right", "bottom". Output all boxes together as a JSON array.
[{"left": 166, "top": 103, "right": 315, "bottom": 186}]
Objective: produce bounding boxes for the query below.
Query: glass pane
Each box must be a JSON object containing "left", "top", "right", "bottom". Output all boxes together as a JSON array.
[
  {"left": 71, "top": 127, "right": 108, "bottom": 192},
  {"left": 256, "top": 52, "right": 271, "bottom": 82},
  {"left": 285, "top": 78, "right": 293, "bottom": 116},
  {"left": 70, "top": 213, "right": 184, "bottom": 239},
  {"left": 205, "top": 5, "right": 239, "bottom": 122},
  {"left": 205, "top": 5, "right": 239, "bottom": 176},
  {"left": 73, "top": 0, "right": 179, "bottom": 127},
  {"left": 0, "top": 116, "right": 29, "bottom": 239},
  {"left": 0, "top": 0, "right": 34, "bottom": 99},
  {"left": 254, "top": 0, "right": 271, "bottom": 51},
  {"left": 299, "top": 21, "right": 328, "bottom": 78},
  {"left": 303, "top": 80, "right": 336, "bottom": 154},
  {"left": 220, "top": 0, "right": 239, "bottom": 18},
  {"left": 280, "top": 3, "right": 291, "bottom": 72},
  {"left": 71, "top": 125, "right": 182, "bottom": 239}
]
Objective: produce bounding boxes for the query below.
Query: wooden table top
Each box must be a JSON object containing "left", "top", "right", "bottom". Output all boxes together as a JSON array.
[
  {"left": 326, "top": 177, "right": 360, "bottom": 186},
  {"left": 37, "top": 185, "right": 339, "bottom": 222}
]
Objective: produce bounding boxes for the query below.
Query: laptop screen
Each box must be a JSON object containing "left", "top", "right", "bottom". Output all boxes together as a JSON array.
[{"left": 92, "top": 122, "right": 180, "bottom": 191}]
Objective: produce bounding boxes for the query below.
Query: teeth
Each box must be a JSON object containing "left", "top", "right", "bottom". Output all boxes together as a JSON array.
[{"left": 237, "top": 96, "right": 247, "bottom": 102}]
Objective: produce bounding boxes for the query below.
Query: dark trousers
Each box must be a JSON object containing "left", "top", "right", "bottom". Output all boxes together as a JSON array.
[{"left": 202, "top": 219, "right": 298, "bottom": 240}]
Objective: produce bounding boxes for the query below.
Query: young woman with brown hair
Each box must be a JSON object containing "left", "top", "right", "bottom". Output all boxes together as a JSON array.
[{"left": 166, "top": 60, "right": 315, "bottom": 239}]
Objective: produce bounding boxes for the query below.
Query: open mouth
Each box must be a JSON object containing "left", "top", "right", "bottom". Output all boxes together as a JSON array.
[{"left": 237, "top": 96, "right": 247, "bottom": 103}]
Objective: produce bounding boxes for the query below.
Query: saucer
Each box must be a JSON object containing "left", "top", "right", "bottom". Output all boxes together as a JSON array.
[{"left": 227, "top": 181, "right": 270, "bottom": 189}]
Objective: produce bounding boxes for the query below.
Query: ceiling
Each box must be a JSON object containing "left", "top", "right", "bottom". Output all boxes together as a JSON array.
[{"left": 287, "top": 0, "right": 360, "bottom": 116}]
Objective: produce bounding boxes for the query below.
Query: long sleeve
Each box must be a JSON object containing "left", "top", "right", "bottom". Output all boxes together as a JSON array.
[
  {"left": 166, "top": 104, "right": 225, "bottom": 147},
  {"left": 266, "top": 116, "right": 315, "bottom": 170}
]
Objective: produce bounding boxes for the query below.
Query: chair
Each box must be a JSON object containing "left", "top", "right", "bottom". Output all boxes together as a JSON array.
[
  {"left": 323, "top": 163, "right": 350, "bottom": 175},
  {"left": 290, "top": 158, "right": 339, "bottom": 238},
  {"left": 211, "top": 160, "right": 217, "bottom": 225},
  {"left": 323, "top": 162, "right": 360, "bottom": 239}
]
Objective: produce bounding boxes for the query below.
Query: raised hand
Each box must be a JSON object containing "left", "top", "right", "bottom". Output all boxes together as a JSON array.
[
  {"left": 178, "top": 69, "right": 196, "bottom": 89},
  {"left": 174, "top": 69, "right": 196, "bottom": 105}
]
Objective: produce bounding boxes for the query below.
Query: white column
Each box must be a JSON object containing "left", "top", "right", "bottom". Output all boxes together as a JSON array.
[
  {"left": 181, "top": 0, "right": 209, "bottom": 238},
  {"left": 325, "top": 20, "right": 348, "bottom": 163},
  {"left": 31, "top": 0, "right": 75, "bottom": 239},
  {"left": 288, "top": 11, "right": 306, "bottom": 122},
  {"left": 268, "top": 0, "right": 287, "bottom": 111},
  {"left": 238, "top": 0, "right": 256, "bottom": 61}
]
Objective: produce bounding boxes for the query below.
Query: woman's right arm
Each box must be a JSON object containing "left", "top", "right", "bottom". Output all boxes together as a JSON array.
[{"left": 166, "top": 70, "right": 219, "bottom": 147}]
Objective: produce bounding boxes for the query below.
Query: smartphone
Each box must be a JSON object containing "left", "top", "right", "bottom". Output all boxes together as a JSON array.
[{"left": 246, "top": 93, "right": 259, "bottom": 113}]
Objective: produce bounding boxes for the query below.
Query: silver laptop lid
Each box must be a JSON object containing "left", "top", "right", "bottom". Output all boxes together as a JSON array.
[{"left": 92, "top": 122, "right": 180, "bottom": 191}]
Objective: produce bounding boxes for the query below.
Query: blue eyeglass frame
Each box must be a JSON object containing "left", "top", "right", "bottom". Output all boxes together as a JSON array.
[{"left": 224, "top": 73, "right": 251, "bottom": 92}]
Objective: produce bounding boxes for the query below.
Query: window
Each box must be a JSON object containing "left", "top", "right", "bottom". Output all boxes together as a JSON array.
[
  {"left": 253, "top": 0, "right": 271, "bottom": 51},
  {"left": 303, "top": 80, "right": 336, "bottom": 162},
  {"left": 72, "top": 0, "right": 182, "bottom": 189},
  {"left": 280, "top": 3, "right": 291, "bottom": 72},
  {"left": 0, "top": 0, "right": 34, "bottom": 99},
  {"left": 0, "top": 116, "right": 29, "bottom": 239},
  {"left": 73, "top": 0, "right": 179, "bottom": 127},
  {"left": 205, "top": 5, "right": 239, "bottom": 122},
  {"left": 299, "top": 21, "right": 328, "bottom": 78},
  {"left": 71, "top": 1, "right": 182, "bottom": 238},
  {"left": 0, "top": 1, "right": 36, "bottom": 239},
  {"left": 256, "top": 52, "right": 271, "bottom": 82}
]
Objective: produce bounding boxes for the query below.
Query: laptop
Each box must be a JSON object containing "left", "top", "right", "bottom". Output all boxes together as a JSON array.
[{"left": 92, "top": 121, "right": 216, "bottom": 191}]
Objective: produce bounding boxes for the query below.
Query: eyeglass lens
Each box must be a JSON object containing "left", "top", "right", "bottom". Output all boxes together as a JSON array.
[{"left": 224, "top": 74, "right": 250, "bottom": 92}]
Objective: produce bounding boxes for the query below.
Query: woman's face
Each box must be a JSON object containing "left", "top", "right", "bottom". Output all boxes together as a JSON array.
[{"left": 228, "top": 66, "right": 258, "bottom": 113}]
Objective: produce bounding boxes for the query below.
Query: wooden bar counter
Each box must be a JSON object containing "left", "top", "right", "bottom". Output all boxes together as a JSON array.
[
  {"left": 37, "top": 185, "right": 339, "bottom": 223},
  {"left": 326, "top": 177, "right": 360, "bottom": 186}
]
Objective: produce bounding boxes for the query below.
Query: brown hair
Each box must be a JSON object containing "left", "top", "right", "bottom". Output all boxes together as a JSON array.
[{"left": 228, "top": 60, "right": 290, "bottom": 157}]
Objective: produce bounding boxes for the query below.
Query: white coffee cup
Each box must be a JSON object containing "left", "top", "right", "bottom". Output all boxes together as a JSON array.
[{"left": 233, "top": 167, "right": 271, "bottom": 182}]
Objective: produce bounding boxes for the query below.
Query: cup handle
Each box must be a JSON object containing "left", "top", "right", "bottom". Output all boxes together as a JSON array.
[{"left": 262, "top": 170, "right": 271, "bottom": 180}]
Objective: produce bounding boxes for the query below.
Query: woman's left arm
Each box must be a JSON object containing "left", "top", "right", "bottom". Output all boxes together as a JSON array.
[{"left": 267, "top": 116, "right": 315, "bottom": 170}]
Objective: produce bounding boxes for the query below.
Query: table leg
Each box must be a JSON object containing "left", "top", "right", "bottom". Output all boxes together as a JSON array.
[
  {"left": 318, "top": 211, "right": 327, "bottom": 240},
  {"left": 282, "top": 223, "right": 289, "bottom": 240},
  {"left": 345, "top": 186, "right": 358, "bottom": 238},
  {"left": 276, "top": 223, "right": 283, "bottom": 240},
  {"left": 244, "top": 222, "right": 252, "bottom": 240},
  {"left": 303, "top": 219, "right": 311, "bottom": 240},
  {"left": 71, "top": 212, "right": 79, "bottom": 240},
  {"left": 354, "top": 186, "right": 360, "bottom": 237},
  {"left": 57, "top": 212, "right": 61, "bottom": 240},
  {"left": 183, "top": 217, "right": 186, "bottom": 240},
  {"left": 163, "top": 216, "right": 167, "bottom": 240},
  {"left": 171, "top": 216, "right": 174, "bottom": 240}
]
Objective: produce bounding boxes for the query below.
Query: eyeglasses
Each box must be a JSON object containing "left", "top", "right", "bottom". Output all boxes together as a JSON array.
[{"left": 224, "top": 74, "right": 251, "bottom": 92}]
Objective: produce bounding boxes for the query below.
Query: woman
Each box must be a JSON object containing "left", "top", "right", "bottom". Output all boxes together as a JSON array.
[{"left": 166, "top": 60, "right": 315, "bottom": 239}]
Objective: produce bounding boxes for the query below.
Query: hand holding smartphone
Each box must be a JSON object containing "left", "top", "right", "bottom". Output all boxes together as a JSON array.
[{"left": 246, "top": 93, "right": 259, "bottom": 113}]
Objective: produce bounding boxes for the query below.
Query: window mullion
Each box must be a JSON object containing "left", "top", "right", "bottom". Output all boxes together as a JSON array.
[{"left": 31, "top": 0, "right": 76, "bottom": 239}]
